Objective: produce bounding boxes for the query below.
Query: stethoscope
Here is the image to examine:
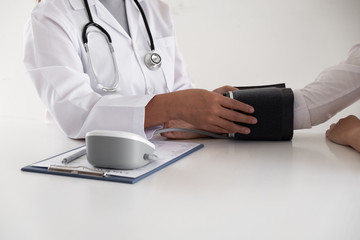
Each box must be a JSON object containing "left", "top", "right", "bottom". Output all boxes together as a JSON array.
[{"left": 82, "top": 0, "right": 162, "bottom": 92}]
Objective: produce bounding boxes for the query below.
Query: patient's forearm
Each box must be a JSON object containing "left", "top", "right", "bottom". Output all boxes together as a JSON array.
[{"left": 293, "top": 43, "right": 360, "bottom": 129}]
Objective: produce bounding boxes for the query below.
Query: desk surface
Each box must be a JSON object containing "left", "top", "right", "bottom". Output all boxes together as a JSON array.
[{"left": 1, "top": 117, "right": 360, "bottom": 240}]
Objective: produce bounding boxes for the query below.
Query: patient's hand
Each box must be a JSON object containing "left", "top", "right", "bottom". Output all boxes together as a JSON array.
[{"left": 326, "top": 115, "right": 360, "bottom": 152}]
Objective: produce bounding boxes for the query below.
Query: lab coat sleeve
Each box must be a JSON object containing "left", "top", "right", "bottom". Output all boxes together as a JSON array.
[
  {"left": 24, "top": 6, "right": 153, "bottom": 139},
  {"left": 293, "top": 42, "right": 360, "bottom": 129}
]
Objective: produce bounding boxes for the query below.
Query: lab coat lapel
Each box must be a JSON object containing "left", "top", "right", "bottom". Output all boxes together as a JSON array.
[
  {"left": 94, "top": 0, "right": 146, "bottom": 40},
  {"left": 126, "top": 0, "right": 143, "bottom": 42},
  {"left": 69, "top": 0, "right": 130, "bottom": 38},
  {"left": 95, "top": 2, "right": 131, "bottom": 39},
  {"left": 69, "top": 0, "right": 95, "bottom": 10}
]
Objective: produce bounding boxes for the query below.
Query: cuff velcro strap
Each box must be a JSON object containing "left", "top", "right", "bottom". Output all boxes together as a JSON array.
[{"left": 224, "top": 84, "right": 294, "bottom": 141}]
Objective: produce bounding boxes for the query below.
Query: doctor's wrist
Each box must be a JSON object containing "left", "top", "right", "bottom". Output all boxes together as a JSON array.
[{"left": 145, "top": 92, "right": 178, "bottom": 128}]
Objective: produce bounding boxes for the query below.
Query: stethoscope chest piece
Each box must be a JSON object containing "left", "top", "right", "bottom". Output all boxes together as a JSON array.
[{"left": 145, "top": 51, "right": 162, "bottom": 70}]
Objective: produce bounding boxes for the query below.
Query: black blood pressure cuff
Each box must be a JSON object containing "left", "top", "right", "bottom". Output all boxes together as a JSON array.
[{"left": 223, "top": 83, "right": 294, "bottom": 141}]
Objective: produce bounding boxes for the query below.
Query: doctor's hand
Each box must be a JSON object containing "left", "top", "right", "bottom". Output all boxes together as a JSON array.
[
  {"left": 172, "top": 89, "right": 257, "bottom": 135},
  {"left": 146, "top": 88, "right": 257, "bottom": 136},
  {"left": 160, "top": 86, "right": 247, "bottom": 139}
]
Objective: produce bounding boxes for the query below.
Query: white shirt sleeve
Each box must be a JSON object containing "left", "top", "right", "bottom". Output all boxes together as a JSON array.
[{"left": 293, "top": 42, "right": 360, "bottom": 129}]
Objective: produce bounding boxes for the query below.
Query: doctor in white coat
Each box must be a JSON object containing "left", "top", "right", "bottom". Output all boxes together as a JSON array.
[
  {"left": 24, "top": 0, "right": 257, "bottom": 139},
  {"left": 25, "top": 0, "right": 360, "bottom": 140}
]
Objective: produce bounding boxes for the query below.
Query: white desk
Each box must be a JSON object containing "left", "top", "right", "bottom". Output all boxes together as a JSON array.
[{"left": 1, "top": 117, "right": 360, "bottom": 240}]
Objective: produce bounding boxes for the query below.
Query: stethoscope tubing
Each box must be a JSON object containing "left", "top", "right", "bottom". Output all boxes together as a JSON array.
[
  {"left": 82, "top": 0, "right": 161, "bottom": 92},
  {"left": 82, "top": 0, "right": 154, "bottom": 48},
  {"left": 82, "top": 22, "right": 113, "bottom": 45},
  {"left": 132, "top": 0, "right": 155, "bottom": 51}
]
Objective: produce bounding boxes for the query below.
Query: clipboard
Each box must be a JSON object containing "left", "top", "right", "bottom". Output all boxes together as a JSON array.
[{"left": 21, "top": 141, "right": 204, "bottom": 184}]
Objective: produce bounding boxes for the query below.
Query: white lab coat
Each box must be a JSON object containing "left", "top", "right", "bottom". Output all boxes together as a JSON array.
[{"left": 24, "top": 0, "right": 193, "bottom": 139}]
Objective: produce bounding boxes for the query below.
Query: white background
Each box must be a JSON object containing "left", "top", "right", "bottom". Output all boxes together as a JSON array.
[{"left": 1, "top": 0, "right": 359, "bottom": 132}]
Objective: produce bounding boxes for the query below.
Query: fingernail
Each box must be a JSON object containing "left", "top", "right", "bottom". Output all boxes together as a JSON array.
[
  {"left": 244, "top": 128, "right": 251, "bottom": 134},
  {"left": 252, "top": 118, "right": 258, "bottom": 124}
]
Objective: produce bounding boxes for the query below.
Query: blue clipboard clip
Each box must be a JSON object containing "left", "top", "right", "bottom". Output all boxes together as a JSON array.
[{"left": 49, "top": 165, "right": 106, "bottom": 177}]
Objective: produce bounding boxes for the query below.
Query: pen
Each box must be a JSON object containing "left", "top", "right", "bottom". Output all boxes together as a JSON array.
[{"left": 62, "top": 148, "right": 87, "bottom": 164}]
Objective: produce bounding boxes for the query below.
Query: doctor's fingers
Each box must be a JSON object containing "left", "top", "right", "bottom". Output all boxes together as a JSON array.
[
  {"left": 212, "top": 85, "right": 238, "bottom": 94},
  {"left": 195, "top": 97, "right": 257, "bottom": 131},
  {"left": 220, "top": 96, "right": 255, "bottom": 114},
  {"left": 220, "top": 107, "right": 257, "bottom": 125},
  {"left": 200, "top": 116, "right": 252, "bottom": 135}
]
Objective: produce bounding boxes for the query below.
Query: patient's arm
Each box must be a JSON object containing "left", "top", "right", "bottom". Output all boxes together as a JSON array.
[{"left": 293, "top": 42, "right": 360, "bottom": 129}]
